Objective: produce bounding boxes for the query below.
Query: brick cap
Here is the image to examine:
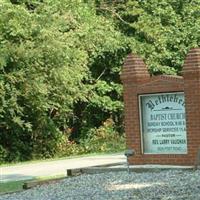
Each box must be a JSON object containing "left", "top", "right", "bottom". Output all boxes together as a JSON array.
[
  {"left": 151, "top": 75, "right": 183, "bottom": 82},
  {"left": 120, "top": 53, "right": 150, "bottom": 83},
  {"left": 183, "top": 48, "right": 200, "bottom": 73}
]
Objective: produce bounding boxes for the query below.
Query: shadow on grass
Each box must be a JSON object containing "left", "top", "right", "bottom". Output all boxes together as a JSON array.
[
  {"left": 0, "top": 174, "right": 35, "bottom": 195},
  {"left": 0, "top": 180, "right": 25, "bottom": 194}
]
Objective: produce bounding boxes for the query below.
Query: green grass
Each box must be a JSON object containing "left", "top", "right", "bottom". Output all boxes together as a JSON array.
[
  {"left": 0, "top": 175, "right": 66, "bottom": 194},
  {"left": 0, "top": 151, "right": 124, "bottom": 167},
  {"left": 0, "top": 180, "right": 25, "bottom": 194}
]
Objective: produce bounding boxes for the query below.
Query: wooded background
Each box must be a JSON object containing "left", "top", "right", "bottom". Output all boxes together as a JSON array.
[{"left": 1, "top": 0, "right": 200, "bottom": 162}]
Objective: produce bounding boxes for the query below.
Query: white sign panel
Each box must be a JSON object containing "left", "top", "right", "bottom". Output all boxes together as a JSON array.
[{"left": 140, "top": 92, "right": 187, "bottom": 154}]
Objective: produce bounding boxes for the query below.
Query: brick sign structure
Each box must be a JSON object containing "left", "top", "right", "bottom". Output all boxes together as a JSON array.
[{"left": 121, "top": 48, "right": 200, "bottom": 165}]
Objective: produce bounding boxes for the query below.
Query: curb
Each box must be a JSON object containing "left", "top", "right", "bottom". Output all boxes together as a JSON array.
[
  {"left": 23, "top": 162, "right": 126, "bottom": 190},
  {"left": 23, "top": 177, "right": 66, "bottom": 190},
  {"left": 23, "top": 163, "right": 196, "bottom": 190},
  {"left": 67, "top": 165, "right": 194, "bottom": 175}
]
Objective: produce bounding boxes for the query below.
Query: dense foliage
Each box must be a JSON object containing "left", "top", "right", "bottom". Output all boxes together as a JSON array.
[
  {"left": 1, "top": 0, "right": 200, "bottom": 163},
  {"left": 97, "top": 0, "right": 200, "bottom": 74},
  {"left": 0, "top": 0, "right": 128, "bottom": 162}
]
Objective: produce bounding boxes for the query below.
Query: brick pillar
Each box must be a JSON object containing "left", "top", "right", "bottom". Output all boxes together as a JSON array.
[
  {"left": 121, "top": 54, "right": 150, "bottom": 157},
  {"left": 183, "top": 48, "right": 200, "bottom": 162}
]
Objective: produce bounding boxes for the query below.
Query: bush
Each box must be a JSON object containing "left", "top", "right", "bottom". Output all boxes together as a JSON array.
[
  {"left": 0, "top": 145, "right": 8, "bottom": 163},
  {"left": 80, "top": 119, "right": 125, "bottom": 153},
  {"left": 0, "top": 0, "right": 127, "bottom": 163}
]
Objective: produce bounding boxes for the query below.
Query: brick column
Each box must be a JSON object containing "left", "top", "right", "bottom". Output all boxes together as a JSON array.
[
  {"left": 121, "top": 54, "right": 150, "bottom": 157},
  {"left": 183, "top": 48, "right": 200, "bottom": 161}
]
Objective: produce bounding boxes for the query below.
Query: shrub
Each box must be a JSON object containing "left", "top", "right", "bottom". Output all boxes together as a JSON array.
[{"left": 81, "top": 118, "right": 125, "bottom": 153}]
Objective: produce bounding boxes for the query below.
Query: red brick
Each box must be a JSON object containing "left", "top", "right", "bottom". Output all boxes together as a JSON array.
[{"left": 121, "top": 48, "right": 200, "bottom": 166}]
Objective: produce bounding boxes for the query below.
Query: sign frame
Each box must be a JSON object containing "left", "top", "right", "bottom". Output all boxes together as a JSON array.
[{"left": 139, "top": 91, "right": 187, "bottom": 155}]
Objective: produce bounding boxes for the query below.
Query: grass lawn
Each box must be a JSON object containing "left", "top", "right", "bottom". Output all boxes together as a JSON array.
[
  {"left": 0, "top": 180, "right": 24, "bottom": 194},
  {"left": 0, "top": 175, "right": 66, "bottom": 195}
]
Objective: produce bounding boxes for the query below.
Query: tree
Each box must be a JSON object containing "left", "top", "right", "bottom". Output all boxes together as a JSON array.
[
  {"left": 96, "top": 0, "right": 200, "bottom": 74},
  {"left": 0, "top": 0, "right": 128, "bottom": 162}
]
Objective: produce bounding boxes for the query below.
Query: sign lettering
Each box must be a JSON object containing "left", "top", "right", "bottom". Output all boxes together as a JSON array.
[{"left": 140, "top": 92, "right": 187, "bottom": 154}]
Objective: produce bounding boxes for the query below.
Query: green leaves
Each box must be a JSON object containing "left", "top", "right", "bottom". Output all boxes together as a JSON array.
[
  {"left": 0, "top": 0, "right": 127, "bottom": 162},
  {"left": 98, "top": 0, "right": 200, "bottom": 74},
  {"left": 4, "top": 0, "right": 200, "bottom": 163},
  {"left": 132, "top": 0, "right": 200, "bottom": 74}
]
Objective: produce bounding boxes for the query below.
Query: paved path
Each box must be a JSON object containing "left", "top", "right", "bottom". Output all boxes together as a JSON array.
[{"left": 0, "top": 154, "right": 126, "bottom": 182}]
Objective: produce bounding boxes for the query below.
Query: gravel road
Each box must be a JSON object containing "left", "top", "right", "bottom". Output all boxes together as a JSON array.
[{"left": 1, "top": 170, "right": 200, "bottom": 200}]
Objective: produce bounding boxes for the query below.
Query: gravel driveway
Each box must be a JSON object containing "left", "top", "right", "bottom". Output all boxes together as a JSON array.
[{"left": 1, "top": 170, "right": 200, "bottom": 200}]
